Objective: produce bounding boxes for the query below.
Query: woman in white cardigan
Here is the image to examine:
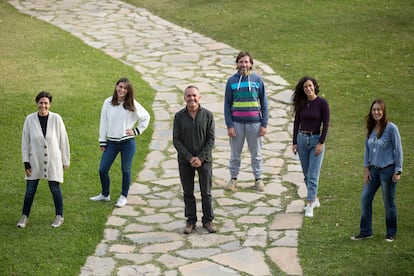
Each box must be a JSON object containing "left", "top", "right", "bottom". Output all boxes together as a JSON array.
[{"left": 17, "top": 91, "right": 70, "bottom": 228}]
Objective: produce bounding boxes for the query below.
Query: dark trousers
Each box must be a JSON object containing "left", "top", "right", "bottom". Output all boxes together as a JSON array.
[
  {"left": 22, "top": 179, "right": 63, "bottom": 217},
  {"left": 178, "top": 161, "right": 214, "bottom": 224}
]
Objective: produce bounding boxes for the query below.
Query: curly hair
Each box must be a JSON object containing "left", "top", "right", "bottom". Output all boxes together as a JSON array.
[{"left": 291, "top": 76, "right": 320, "bottom": 113}]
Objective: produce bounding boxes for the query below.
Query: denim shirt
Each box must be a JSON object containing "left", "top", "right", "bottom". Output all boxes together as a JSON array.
[{"left": 364, "top": 122, "right": 403, "bottom": 174}]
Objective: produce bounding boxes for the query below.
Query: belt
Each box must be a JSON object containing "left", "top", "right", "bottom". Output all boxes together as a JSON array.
[
  {"left": 299, "top": 130, "right": 320, "bottom": 136},
  {"left": 369, "top": 164, "right": 393, "bottom": 170}
]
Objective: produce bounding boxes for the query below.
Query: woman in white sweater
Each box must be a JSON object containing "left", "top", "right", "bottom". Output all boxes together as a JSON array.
[
  {"left": 17, "top": 91, "right": 70, "bottom": 228},
  {"left": 90, "top": 77, "right": 150, "bottom": 207}
]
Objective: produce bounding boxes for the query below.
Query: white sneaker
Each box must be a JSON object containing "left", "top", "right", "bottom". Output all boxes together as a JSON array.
[
  {"left": 305, "top": 204, "right": 314, "bottom": 218},
  {"left": 89, "top": 193, "right": 110, "bottom": 202},
  {"left": 304, "top": 198, "right": 321, "bottom": 210},
  {"left": 51, "top": 215, "right": 64, "bottom": 228},
  {"left": 17, "top": 215, "right": 28, "bottom": 228},
  {"left": 312, "top": 198, "right": 321, "bottom": 208},
  {"left": 115, "top": 195, "right": 127, "bottom": 207}
]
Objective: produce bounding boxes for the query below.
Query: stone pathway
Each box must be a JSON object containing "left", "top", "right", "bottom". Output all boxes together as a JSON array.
[{"left": 8, "top": 0, "right": 308, "bottom": 275}]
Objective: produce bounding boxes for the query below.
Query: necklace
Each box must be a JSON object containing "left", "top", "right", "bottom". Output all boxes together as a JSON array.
[{"left": 307, "top": 96, "right": 317, "bottom": 107}]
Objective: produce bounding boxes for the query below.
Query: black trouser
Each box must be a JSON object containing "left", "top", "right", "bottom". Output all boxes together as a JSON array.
[{"left": 178, "top": 161, "right": 214, "bottom": 224}]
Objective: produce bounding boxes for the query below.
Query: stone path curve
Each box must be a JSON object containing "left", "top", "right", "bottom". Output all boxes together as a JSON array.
[{"left": 8, "top": 0, "right": 308, "bottom": 275}]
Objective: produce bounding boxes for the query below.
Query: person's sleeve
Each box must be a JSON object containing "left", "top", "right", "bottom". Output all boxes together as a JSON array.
[
  {"left": 99, "top": 100, "right": 108, "bottom": 147},
  {"left": 391, "top": 124, "right": 403, "bottom": 174},
  {"left": 133, "top": 100, "right": 150, "bottom": 135},
  {"left": 259, "top": 79, "right": 269, "bottom": 128},
  {"left": 172, "top": 112, "right": 192, "bottom": 162},
  {"left": 319, "top": 99, "right": 330, "bottom": 144},
  {"left": 363, "top": 139, "right": 369, "bottom": 168},
  {"left": 58, "top": 115, "right": 70, "bottom": 167},
  {"left": 197, "top": 112, "right": 215, "bottom": 162},
  {"left": 293, "top": 112, "right": 300, "bottom": 145},
  {"left": 224, "top": 80, "right": 234, "bottom": 128},
  {"left": 22, "top": 116, "right": 31, "bottom": 163}
]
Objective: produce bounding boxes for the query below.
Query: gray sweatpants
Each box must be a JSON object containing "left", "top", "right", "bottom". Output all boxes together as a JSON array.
[{"left": 229, "top": 122, "right": 263, "bottom": 180}]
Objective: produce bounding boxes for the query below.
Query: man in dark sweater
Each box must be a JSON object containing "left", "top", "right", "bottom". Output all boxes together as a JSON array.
[{"left": 173, "top": 85, "right": 216, "bottom": 234}]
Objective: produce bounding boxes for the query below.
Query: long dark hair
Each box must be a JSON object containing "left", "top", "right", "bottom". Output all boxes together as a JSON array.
[
  {"left": 291, "top": 76, "right": 320, "bottom": 113},
  {"left": 111, "top": 77, "right": 135, "bottom": 112},
  {"left": 365, "top": 99, "right": 388, "bottom": 138}
]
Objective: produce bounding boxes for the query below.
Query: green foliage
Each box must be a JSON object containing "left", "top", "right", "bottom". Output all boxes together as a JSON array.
[
  {"left": 124, "top": 0, "right": 414, "bottom": 275},
  {"left": 0, "top": 2, "right": 154, "bottom": 275}
]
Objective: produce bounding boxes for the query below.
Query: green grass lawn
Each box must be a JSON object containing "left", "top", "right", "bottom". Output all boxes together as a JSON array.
[
  {"left": 1, "top": 0, "right": 413, "bottom": 275},
  {"left": 0, "top": 2, "right": 154, "bottom": 275},
  {"left": 126, "top": 0, "right": 414, "bottom": 275}
]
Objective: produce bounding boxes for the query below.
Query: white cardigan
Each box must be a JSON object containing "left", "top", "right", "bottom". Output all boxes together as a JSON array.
[{"left": 22, "top": 112, "right": 70, "bottom": 183}]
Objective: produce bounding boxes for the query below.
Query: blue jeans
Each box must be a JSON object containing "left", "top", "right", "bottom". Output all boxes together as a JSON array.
[
  {"left": 178, "top": 161, "right": 214, "bottom": 224},
  {"left": 297, "top": 132, "right": 325, "bottom": 201},
  {"left": 99, "top": 139, "right": 136, "bottom": 197},
  {"left": 229, "top": 122, "right": 262, "bottom": 179},
  {"left": 359, "top": 165, "right": 397, "bottom": 236},
  {"left": 22, "top": 180, "right": 63, "bottom": 217}
]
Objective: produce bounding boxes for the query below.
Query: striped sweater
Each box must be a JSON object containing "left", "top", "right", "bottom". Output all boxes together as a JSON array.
[{"left": 224, "top": 71, "right": 268, "bottom": 128}]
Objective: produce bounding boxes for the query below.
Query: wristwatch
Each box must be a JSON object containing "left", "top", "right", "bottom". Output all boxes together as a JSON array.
[{"left": 396, "top": 171, "right": 401, "bottom": 175}]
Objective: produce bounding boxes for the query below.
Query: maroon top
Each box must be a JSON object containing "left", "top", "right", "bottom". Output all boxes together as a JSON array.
[{"left": 293, "top": 96, "right": 330, "bottom": 144}]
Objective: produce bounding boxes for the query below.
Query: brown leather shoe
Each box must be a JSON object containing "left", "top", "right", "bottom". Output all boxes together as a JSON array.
[
  {"left": 203, "top": 222, "right": 217, "bottom": 233},
  {"left": 183, "top": 223, "right": 196, "bottom": 234}
]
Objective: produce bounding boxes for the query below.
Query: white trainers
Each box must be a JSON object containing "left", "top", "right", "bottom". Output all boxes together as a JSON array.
[
  {"left": 51, "top": 215, "right": 64, "bottom": 228},
  {"left": 312, "top": 198, "right": 321, "bottom": 208},
  {"left": 89, "top": 193, "right": 110, "bottom": 202},
  {"left": 305, "top": 204, "right": 314, "bottom": 218},
  {"left": 255, "top": 179, "right": 265, "bottom": 192},
  {"left": 17, "top": 215, "right": 28, "bottom": 228},
  {"left": 304, "top": 198, "right": 321, "bottom": 210},
  {"left": 115, "top": 195, "right": 127, "bottom": 208}
]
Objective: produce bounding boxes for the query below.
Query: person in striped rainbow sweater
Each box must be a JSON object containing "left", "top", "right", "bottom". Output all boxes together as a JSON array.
[{"left": 224, "top": 51, "right": 269, "bottom": 192}]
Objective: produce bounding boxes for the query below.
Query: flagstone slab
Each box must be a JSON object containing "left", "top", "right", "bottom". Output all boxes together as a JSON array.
[
  {"left": 106, "top": 216, "right": 127, "bottom": 227},
  {"left": 272, "top": 230, "right": 299, "bottom": 247},
  {"left": 210, "top": 248, "right": 270, "bottom": 276},
  {"left": 125, "top": 232, "right": 183, "bottom": 245},
  {"left": 266, "top": 247, "right": 303, "bottom": 276},
  {"left": 136, "top": 213, "right": 173, "bottom": 224},
  {"left": 187, "top": 234, "right": 236, "bottom": 247},
  {"left": 179, "top": 260, "right": 239, "bottom": 276},
  {"left": 270, "top": 213, "right": 303, "bottom": 230},
  {"left": 232, "top": 192, "right": 265, "bottom": 203},
  {"left": 140, "top": 241, "right": 184, "bottom": 254},
  {"left": 115, "top": 253, "right": 153, "bottom": 264},
  {"left": 237, "top": 215, "right": 268, "bottom": 224},
  {"left": 117, "top": 264, "right": 161, "bottom": 276},
  {"left": 286, "top": 199, "right": 306, "bottom": 213},
  {"left": 157, "top": 253, "right": 190, "bottom": 269},
  {"left": 80, "top": 256, "right": 115, "bottom": 276},
  {"left": 109, "top": 244, "right": 135, "bottom": 254},
  {"left": 176, "top": 248, "right": 222, "bottom": 259}
]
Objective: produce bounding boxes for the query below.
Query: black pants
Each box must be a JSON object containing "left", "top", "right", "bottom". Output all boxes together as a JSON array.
[{"left": 178, "top": 161, "right": 214, "bottom": 224}]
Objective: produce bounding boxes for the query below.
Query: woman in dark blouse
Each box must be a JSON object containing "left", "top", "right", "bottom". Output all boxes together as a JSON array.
[{"left": 292, "top": 76, "right": 330, "bottom": 218}]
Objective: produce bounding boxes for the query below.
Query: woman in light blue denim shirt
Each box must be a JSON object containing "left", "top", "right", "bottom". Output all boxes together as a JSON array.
[{"left": 351, "top": 99, "right": 403, "bottom": 242}]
